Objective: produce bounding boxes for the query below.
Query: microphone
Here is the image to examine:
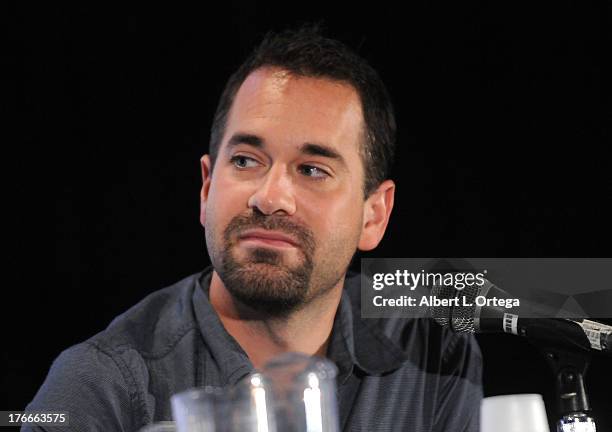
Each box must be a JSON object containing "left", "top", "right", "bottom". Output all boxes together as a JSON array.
[{"left": 430, "top": 279, "right": 612, "bottom": 355}]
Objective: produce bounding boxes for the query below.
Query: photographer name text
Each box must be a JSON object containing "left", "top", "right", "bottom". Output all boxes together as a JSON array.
[{"left": 372, "top": 295, "right": 520, "bottom": 309}]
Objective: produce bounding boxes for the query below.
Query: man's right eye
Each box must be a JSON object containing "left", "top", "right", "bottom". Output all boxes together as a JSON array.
[{"left": 230, "top": 155, "right": 259, "bottom": 169}]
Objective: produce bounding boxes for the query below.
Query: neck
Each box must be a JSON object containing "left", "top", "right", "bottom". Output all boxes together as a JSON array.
[{"left": 209, "top": 270, "right": 344, "bottom": 369}]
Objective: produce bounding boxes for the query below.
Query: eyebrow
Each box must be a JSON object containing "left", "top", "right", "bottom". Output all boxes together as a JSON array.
[
  {"left": 226, "top": 133, "right": 347, "bottom": 166},
  {"left": 227, "top": 133, "right": 264, "bottom": 149}
]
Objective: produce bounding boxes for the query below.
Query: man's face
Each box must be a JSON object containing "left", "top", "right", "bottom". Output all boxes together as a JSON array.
[{"left": 201, "top": 67, "right": 374, "bottom": 316}]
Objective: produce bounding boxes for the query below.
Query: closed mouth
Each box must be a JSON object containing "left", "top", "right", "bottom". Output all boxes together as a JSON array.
[{"left": 238, "top": 229, "right": 299, "bottom": 248}]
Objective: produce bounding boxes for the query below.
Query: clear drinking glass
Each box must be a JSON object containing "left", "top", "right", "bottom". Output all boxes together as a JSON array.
[
  {"left": 170, "top": 353, "right": 339, "bottom": 432},
  {"left": 227, "top": 372, "right": 277, "bottom": 432},
  {"left": 171, "top": 386, "right": 228, "bottom": 432},
  {"left": 138, "top": 421, "right": 177, "bottom": 432},
  {"left": 260, "top": 352, "right": 339, "bottom": 432}
]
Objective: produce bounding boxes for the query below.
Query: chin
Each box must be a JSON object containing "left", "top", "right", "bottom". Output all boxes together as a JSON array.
[{"left": 219, "top": 248, "right": 313, "bottom": 317}]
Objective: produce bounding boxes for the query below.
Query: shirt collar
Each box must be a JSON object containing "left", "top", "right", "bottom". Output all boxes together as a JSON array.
[
  {"left": 192, "top": 267, "right": 407, "bottom": 386},
  {"left": 331, "top": 272, "right": 408, "bottom": 383},
  {"left": 193, "top": 269, "right": 254, "bottom": 386}
]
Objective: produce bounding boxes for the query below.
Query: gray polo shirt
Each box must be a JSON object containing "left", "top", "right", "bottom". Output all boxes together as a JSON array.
[{"left": 24, "top": 268, "right": 482, "bottom": 431}]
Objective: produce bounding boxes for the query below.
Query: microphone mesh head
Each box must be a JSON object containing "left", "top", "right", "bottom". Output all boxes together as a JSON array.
[
  {"left": 450, "top": 284, "right": 480, "bottom": 333},
  {"left": 430, "top": 284, "right": 457, "bottom": 328},
  {"left": 430, "top": 275, "right": 493, "bottom": 333}
]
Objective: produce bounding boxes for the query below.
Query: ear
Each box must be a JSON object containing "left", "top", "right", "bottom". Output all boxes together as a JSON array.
[
  {"left": 199, "top": 155, "right": 212, "bottom": 227},
  {"left": 358, "top": 179, "right": 395, "bottom": 251}
]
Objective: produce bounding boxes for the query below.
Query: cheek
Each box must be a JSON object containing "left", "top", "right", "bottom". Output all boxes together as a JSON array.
[
  {"left": 306, "top": 195, "right": 364, "bottom": 250},
  {"left": 207, "top": 177, "right": 250, "bottom": 220}
]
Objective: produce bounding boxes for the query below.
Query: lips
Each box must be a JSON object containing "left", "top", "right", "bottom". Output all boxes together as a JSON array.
[{"left": 238, "top": 229, "right": 299, "bottom": 248}]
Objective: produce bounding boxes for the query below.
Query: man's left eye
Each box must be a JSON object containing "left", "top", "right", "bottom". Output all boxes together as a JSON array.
[{"left": 299, "top": 165, "right": 329, "bottom": 179}]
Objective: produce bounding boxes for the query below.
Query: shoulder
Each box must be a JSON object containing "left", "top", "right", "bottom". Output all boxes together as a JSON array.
[
  {"left": 340, "top": 271, "right": 482, "bottom": 432},
  {"left": 25, "top": 341, "right": 138, "bottom": 430},
  {"left": 25, "top": 270, "right": 209, "bottom": 430},
  {"left": 343, "top": 271, "right": 482, "bottom": 370},
  {"left": 89, "top": 271, "right": 204, "bottom": 358}
]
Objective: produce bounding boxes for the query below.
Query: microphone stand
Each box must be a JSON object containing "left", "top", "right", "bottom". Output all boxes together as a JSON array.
[{"left": 541, "top": 346, "right": 597, "bottom": 432}]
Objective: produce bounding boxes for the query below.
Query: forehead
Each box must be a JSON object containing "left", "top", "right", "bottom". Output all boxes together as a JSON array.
[{"left": 223, "top": 67, "right": 365, "bottom": 159}]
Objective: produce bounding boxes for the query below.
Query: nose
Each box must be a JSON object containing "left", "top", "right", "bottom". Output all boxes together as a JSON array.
[{"left": 247, "top": 164, "right": 297, "bottom": 216}]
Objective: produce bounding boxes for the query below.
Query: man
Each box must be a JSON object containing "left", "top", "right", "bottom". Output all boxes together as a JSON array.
[{"left": 27, "top": 27, "right": 482, "bottom": 431}]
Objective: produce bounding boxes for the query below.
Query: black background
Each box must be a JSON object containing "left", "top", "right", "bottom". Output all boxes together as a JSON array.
[{"left": 9, "top": 1, "right": 611, "bottom": 430}]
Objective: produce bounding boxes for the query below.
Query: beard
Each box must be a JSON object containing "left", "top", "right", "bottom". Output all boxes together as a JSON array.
[{"left": 209, "top": 210, "right": 318, "bottom": 318}]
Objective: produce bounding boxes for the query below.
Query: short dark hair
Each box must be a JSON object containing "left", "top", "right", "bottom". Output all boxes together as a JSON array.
[{"left": 209, "top": 25, "right": 396, "bottom": 197}]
